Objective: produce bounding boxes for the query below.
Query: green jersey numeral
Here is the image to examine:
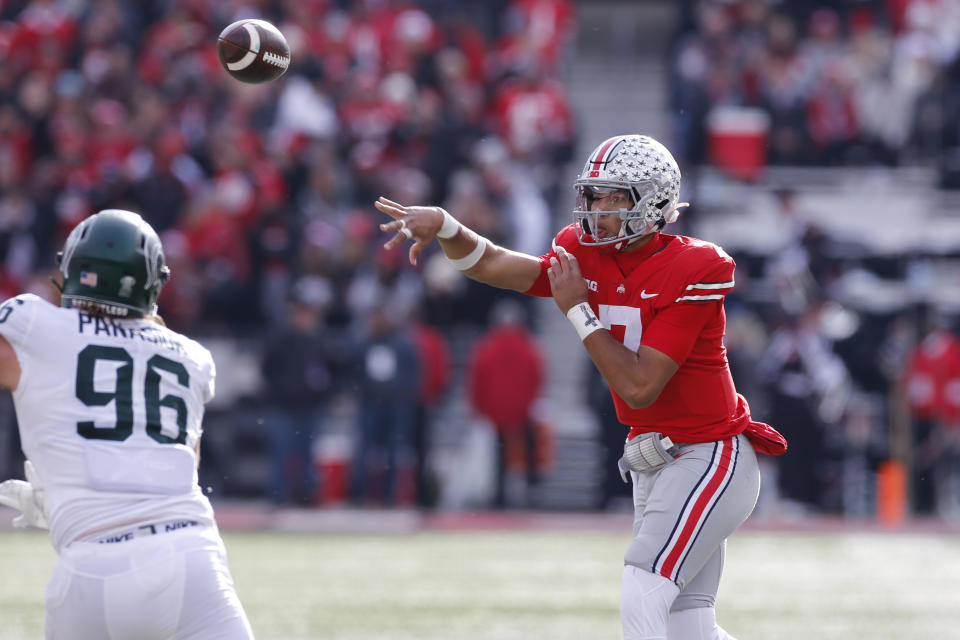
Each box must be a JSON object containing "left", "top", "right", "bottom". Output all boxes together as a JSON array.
[
  {"left": 145, "top": 355, "right": 189, "bottom": 445},
  {"left": 76, "top": 346, "right": 134, "bottom": 441},
  {"left": 0, "top": 298, "right": 25, "bottom": 324},
  {"left": 75, "top": 345, "right": 190, "bottom": 444}
]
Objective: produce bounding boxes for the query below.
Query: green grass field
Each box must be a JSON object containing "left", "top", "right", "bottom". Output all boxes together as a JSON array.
[{"left": 1, "top": 527, "right": 959, "bottom": 639}]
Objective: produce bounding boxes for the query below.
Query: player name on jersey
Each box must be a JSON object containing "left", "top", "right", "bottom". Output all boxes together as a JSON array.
[{"left": 77, "top": 312, "right": 188, "bottom": 356}]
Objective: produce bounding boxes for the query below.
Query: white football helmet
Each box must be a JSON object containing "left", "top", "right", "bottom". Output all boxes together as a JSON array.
[{"left": 573, "top": 135, "right": 686, "bottom": 250}]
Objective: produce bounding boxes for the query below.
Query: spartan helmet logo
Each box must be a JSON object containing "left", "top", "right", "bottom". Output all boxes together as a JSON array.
[{"left": 118, "top": 275, "right": 137, "bottom": 298}]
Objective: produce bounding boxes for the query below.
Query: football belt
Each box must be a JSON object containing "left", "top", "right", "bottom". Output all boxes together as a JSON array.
[
  {"left": 618, "top": 433, "right": 678, "bottom": 481},
  {"left": 95, "top": 519, "right": 200, "bottom": 544}
]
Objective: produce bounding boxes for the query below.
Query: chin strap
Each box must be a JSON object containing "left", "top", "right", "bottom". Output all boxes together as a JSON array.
[{"left": 613, "top": 225, "right": 632, "bottom": 252}]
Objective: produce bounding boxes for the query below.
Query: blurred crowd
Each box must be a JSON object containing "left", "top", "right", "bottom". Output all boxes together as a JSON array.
[
  {"left": 0, "top": 0, "right": 575, "bottom": 334},
  {"left": 669, "top": 0, "right": 960, "bottom": 521},
  {"left": 670, "top": 0, "right": 960, "bottom": 174},
  {"left": 707, "top": 185, "right": 960, "bottom": 522},
  {"left": 0, "top": 0, "right": 572, "bottom": 510}
]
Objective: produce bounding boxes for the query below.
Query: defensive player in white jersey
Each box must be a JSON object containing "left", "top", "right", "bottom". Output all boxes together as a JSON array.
[{"left": 0, "top": 210, "right": 254, "bottom": 639}]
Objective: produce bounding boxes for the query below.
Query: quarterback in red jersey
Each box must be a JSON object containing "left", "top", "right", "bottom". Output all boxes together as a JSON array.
[{"left": 376, "top": 134, "right": 786, "bottom": 640}]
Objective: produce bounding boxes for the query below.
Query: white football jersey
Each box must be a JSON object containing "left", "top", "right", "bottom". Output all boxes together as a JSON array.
[{"left": 0, "top": 294, "right": 216, "bottom": 552}]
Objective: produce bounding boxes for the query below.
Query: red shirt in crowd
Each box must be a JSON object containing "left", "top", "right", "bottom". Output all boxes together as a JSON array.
[
  {"left": 414, "top": 323, "right": 452, "bottom": 406},
  {"left": 468, "top": 324, "right": 543, "bottom": 433},
  {"left": 904, "top": 329, "right": 960, "bottom": 424}
]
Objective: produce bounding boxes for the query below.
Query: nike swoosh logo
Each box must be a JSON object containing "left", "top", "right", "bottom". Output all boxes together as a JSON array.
[{"left": 640, "top": 291, "right": 658, "bottom": 299}]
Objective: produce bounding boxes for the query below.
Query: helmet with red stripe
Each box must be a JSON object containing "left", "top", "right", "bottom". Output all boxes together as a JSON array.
[{"left": 573, "top": 135, "right": 686, "bottom": 251}]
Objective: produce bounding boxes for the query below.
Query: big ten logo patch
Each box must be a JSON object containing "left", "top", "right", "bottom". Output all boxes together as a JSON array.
[{"left": 584, "top": 278, "right": 598, "bottom": 292}]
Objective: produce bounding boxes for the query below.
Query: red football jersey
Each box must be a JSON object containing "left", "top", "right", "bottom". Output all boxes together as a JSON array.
[{"left": 526, "top": 225, "right": 772, "bottom": 446}]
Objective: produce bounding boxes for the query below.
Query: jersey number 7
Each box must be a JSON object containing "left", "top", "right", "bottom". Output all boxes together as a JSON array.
[
  {"left": 75, "top": 345, "right": 189, "bottom": 445},
  {"left": 599, "top": 304, "right": 643, "bottom": 351}
]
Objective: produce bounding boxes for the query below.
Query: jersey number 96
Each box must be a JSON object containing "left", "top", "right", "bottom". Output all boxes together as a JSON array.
[{"left": 75, "top": 345, "right": 189, "bottom": 445}]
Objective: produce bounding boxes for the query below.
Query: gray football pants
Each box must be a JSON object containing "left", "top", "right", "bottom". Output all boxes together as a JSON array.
[{"left": 625, "top": 433, "right": 759, "bottom": 610}]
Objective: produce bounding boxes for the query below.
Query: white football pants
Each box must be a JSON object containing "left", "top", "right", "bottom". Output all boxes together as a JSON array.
[{"left": 45, "top": 525, "right": 253, "bottom": 639}]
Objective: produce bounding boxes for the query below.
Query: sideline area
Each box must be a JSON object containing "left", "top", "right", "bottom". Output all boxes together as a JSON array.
[
  {"left": 4, "top": 502, "right": 958, "bottom": 535},
  {"left": 182, "top": 503, "right": 960, "bottom": 535}
]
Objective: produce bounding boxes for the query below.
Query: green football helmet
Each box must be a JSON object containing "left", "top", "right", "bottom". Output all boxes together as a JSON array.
[{"left": 57, "top": 209, "right": 170, "bottom": 317}]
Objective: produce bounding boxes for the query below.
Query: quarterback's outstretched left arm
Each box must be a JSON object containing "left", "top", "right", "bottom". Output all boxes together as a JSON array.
[
  {"left": 375, "top": 197, "right": 680, "bottom": 409},
  {"left": 375, "top": 197, "right": 542, "bottom": 292}
]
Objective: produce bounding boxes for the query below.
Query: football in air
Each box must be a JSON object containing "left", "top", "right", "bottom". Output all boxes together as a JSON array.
[{"left": 217, "top": 19, "right": 290, "bottom": 83}]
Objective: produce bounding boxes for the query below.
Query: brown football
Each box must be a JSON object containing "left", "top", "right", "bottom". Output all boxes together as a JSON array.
[{"left": 217, "top": 19, "right": 290, "bottom": 84}]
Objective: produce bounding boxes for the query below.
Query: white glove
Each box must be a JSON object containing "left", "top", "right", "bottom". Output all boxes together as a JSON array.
[{"left": 0, "top": 461, "right": 49, "bottom": 529}]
